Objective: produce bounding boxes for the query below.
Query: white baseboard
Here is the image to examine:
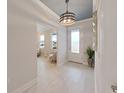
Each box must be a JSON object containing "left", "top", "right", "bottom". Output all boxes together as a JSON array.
[
  {"left": 82, "top": 61, "right": 88, "bottom": 66},
  {"left": 12, "top": 78, "right": 37, "bottom": 93}
]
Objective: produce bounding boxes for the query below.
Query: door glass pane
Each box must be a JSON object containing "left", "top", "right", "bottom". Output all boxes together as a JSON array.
[
  {"left": 71, "top": 29, "right": 80, "bottom": 53},
  {"left": 51, "top": 33, "right": 57, "bottom": 49},
  {"left": 40, "top": 35, "right": 45, "bottom": 48}
]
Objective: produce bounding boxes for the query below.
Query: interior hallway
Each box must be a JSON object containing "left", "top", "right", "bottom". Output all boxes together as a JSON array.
[{"left": 24, "top": 57, "right": 94, "bottom": 93}]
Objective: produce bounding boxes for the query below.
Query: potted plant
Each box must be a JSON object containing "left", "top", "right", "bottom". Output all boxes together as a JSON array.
[{"left": 86, "top": 47, "right": 95, "bottom": 67}]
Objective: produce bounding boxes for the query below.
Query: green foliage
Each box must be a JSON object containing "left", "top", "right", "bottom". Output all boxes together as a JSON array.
[{"left": 86, "top": 47, "right": 94, "bottom": 59}]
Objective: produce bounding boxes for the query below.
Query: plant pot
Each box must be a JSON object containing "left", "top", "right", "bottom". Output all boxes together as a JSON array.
[{"left": 88, "top": 58, "right": 93, "bottom": 67}]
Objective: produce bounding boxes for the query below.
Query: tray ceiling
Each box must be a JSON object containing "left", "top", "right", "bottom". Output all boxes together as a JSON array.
[{"left": 40, "top": 0, "right": 93, "bottom": 21}]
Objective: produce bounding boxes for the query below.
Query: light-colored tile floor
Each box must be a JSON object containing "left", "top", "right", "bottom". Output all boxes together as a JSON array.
[{"left": 24, "top": 57, "right": 94, "bottom": 93}]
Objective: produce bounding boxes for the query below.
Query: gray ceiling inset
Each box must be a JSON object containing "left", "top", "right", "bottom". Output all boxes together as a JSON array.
[{"left": 40, "top": 0, "right": 93, "bottom": 21}]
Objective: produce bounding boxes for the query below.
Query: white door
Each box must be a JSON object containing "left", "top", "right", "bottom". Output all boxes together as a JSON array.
[{"left": 67, "top": 28, "right": 82, "bottom": 63}]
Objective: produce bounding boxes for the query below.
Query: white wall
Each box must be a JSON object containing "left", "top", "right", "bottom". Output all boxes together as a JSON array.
[
  {"left": 68, "top": 19, "right": 94, "bottom": 65},
  {"left": 8, "top": 1, "right": 37, "bottom": 93},
  {"left": 57, "top": 27, "right": 67, "bottom": 66},
  {"left": 37, "top": 31, "right": 41, "bottom": 49},
  {"left": 7, "top": 0, "right": 62, "bottom": 92},
  {"left": 95, "top": 0, "right": 117, "bottom": 93}
]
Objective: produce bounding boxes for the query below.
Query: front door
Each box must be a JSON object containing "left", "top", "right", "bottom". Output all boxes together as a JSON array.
[{"left": 67, "top": 28, "right": 82, "bottom": 63}]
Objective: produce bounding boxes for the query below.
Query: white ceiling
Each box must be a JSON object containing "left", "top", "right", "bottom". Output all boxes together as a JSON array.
[{"left": 40, "top": 0, "right": 93, "bottom": 21}]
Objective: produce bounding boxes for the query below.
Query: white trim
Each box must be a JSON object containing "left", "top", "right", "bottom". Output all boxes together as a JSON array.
[
  {"left": 72, "top": 18, "right": 93, "bottom": 26},
  {"left": 77, "top": 18, "right": 93, "bottom": 23},
  {"left": 32, "top": 0, "right": 59, "bottom": 19},
  {"left": 32, "top": 0, "right": 60, "bottom": 28},
  {"left": 12, "top": 78, "right": 37, "bottom": 93},
  {"left": 67, "top": 18, "right": 93, "bottom": 28}
]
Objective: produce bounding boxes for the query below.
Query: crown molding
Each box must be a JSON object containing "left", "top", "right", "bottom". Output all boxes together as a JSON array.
[
  {"left": 33, "top": 0, "right": 59, "bottom": 19},
  {"left": 67, "top": 17, "right": 93, "bottom": 27},
  {"left": 75, "top": 17, "right": 93, "bottom": 24},
  {"left": 32, "top": 0, "right": 60, "bottom": 28}
]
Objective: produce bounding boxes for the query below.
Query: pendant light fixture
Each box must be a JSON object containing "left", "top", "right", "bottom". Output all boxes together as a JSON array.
[{"left": 59, "top": 0, "right": 76, "bottom": 26}]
